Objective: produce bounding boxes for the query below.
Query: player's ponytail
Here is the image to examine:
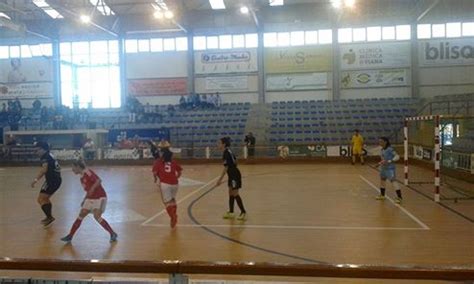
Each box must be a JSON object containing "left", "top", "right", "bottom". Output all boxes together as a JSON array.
[{"left": 72, "top": 159, "right": 86, "bottom": 169}]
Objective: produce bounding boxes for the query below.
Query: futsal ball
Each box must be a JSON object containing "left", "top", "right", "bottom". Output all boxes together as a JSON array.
[{"left": 0, "top": 85, "right": 8, "bottom": 94}]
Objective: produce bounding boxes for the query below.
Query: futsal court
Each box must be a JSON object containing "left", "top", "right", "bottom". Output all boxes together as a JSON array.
[{"left": 1, "top": 162, "right": 473, "bottom": 282}]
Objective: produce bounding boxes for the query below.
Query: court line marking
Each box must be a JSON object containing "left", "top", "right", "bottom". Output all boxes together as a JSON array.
[
  {"left": 144, "top": 224, "right": 427, "bottom": 231},
  {"left": 359, "top": 175, "right": 430, "bottom": 230},
  {"left": 141, "top": 176, "right": 220, "bottom": 226}
]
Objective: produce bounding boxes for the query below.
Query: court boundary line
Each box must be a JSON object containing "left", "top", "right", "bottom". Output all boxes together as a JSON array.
[
  {"left": 359, "top": 175, "right": 430, "bottom": 230},
  {"left": 144, "top": 224, "right": 427, "bottom": 231},
  {"left": 141, "top": 176, "right": 220, "bottom": 226}
]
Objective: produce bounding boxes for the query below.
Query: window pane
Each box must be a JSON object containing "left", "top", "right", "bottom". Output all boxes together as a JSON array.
[
  {"left": 0, "top": 46, "right": 9, "bottom": 59},
  {"left": 150, "top": 38, "right": 163, "bottom": 52},
  {"left": 60, "top": 42, "right": 71, "bottom": 55},
  {"left": 163, "top": 38, "right": 175, "bottom": 51},
  {"left": 277, "top": 32, "right": 290, "bottom": 46},
  {"left": 264, "top": 33, "right": 277, "bottom": 47},
  {"left": 462, "top": 22, "right": 474, "bottom": 36},
  {"left": 290, "top": 31, "right": 304, "bottom": 46},
  {"left": 396, "top": 25, "right": 410, "bottom": 40},
  {"left": 138, "top": 39, "right": 150, "bottom": 52},
  {"left": 125, "top": 39, "right": 138, "bottom": 53},
  {"left": 72, "top": 42, "right": 90, "bottom": 65},
  {"left": 432, "top": 24, "right": 445, "bottom": 38},
  {"left": 176, "top": 37, "right": 188, "bottom": 51},
  {"left": 219, "top": 35, "right": 232, "bottom": 49},
  {"left": 21, "top": 45, "right": 32, "bottom": 58},
  {"left": 193, "top": 36, "right": 206, "bottom": 50},
  {"left": 108, "top": 40, "right": 118, "bottom": 53},
  {"left": 318, "top": 29, "right": 332, "bottom": 44},
  {"left": 207, "top": 36, "right": 218, "bottom": 49},
  {"left": 232, "top": 34, "right": 245, "bottom": 48},
  {"left": 304, "top": 31, "right": 318, "bottom": 45},
  {"left": 338, "top": 28, "right": 352, "bottom": 43},
  {"left": 245, "top": 33, "right": 258, "bottom": 48},
  {"left": 30, "top": 45, "right": 43, "bottom": 57},
  {"left": 353, "top": 28, "right": 366, "bottom": 41},
  {"left": 446, "top": 22, "right": 461, "bottom": 38},
  {"left": 417, "top": 24, "right": 431, "bottom": 39},
  {"left": 367, "top": 26, "right": 381, "bottom": 41},
  {"left": 40, "top": 43, "right": 52, "bottom": 56},
  {"left": 9, "top": 46, "right": 20, "bottom": 58},
  {"left": 109, "top": 52, "right": 119, "bottom": 65},
  {"left": 382, "top": 26, "right": 395, "bottom": 40}
]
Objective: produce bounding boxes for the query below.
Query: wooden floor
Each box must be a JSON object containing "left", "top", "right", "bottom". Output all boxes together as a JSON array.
[{"left": 0, "top": 162, "right": 473, "bottom": 283}]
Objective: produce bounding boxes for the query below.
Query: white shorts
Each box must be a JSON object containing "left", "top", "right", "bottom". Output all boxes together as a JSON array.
[
  {"left": 159, "top": 183, "right": 178, "bottom": 203},
  {"left": 82, "top": 197, "right": 107, "bottom": 212}
]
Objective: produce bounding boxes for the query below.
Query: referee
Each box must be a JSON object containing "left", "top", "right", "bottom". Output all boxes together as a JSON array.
[{"left": 31, "top": 142, "right": 62, "bottom": 227}]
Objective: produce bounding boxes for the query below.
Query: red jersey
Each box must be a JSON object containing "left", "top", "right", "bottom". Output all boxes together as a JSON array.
[
  {"left": 80, "top": 169, "right": 107, "bottom": 199},
  {"left": 152, "top": 160, "right": 182, "bottom": 185}
]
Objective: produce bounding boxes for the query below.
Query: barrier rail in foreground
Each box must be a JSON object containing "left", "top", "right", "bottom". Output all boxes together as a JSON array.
[{"left": 0, "top": 258, "right": 474, "bottom": 281}]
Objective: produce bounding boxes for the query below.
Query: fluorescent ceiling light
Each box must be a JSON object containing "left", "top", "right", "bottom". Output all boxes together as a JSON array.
[
  {"left": 240, "top": 6, "right": 249, "bottom": 14},
  {"left": 0, "top": 12, "right": 11, "bottom": 19},
  {"left": 209, "top": 0, "right": 226, "bottom": 10},
  {"left": 164, "top": 11, "right": 174, "bottom": 19},
  {"left": 80, "top": 14, "right": 91, "bottom": 23},
  {"left": 331, "top": 0, "right": 342, "bottom": 8},
  {"left": 269, "top": 0, "right": 284, "bottom": 6},
  {"left": 32, "top": 0, "right": 64, "bottom": 19},
  {"left": 89, "top": 0, "right": 115, "bottom": 16}
]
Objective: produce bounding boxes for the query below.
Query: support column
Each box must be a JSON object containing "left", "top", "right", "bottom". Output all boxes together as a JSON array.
[
  {"left": 257, "top": 30, "right": 265, "bottom": 104},
  {"left": 119, "top": 37, "right": 127, "bottom": 108},
  {"left": 331, "top": 26, "right": 340, "bottom": 101},
  {"left": 187, "top": 32, "right": 195, "bottom": 95},
  {"left": 52, "top": 40, "right": 61, "bottom": 107},
  {"left": 410, "top": 23, "right": 419, "bottom": 98}
]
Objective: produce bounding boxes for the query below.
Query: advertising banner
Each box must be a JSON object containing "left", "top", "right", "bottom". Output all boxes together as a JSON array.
[
  {"left": 205, "top": 76, "right": 248, "bottom": 91},
  {"left": 195, "top": 49, "right": 258, "bottom": 74},
  {"left": 341, "top": 69, "right": 408, "bottom": 88},
  {"left": 340, "top": 42, "right": 411, "bottom": 70},
  {"left": 50, "top": 149, "right": 84, "bottom": 161},
  {"left": 265, "top": 46, "right": 332, "bottom": 73},
  {"left": 128, "top": 78, "right": 187, "bottom": 96},
  {"left": 327, "top": 145, "right": 380, "bottom": 157},
  {"left": 277, "top": 144, "right": 327, "bottom": 158},
  {"left": 0, "top": 57, "right": 53, "bottom": 99},
  {"left": 103, "top": 148, "right": 140, "bottom": 160},
  {"left": 266, "top": 72, "right": 328, "bottom": 91},
  {"left": 419, "top": 39, "right": 474, "bottom": 66}
]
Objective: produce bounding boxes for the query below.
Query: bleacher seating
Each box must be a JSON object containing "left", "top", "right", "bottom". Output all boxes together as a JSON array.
[{"left": 267, "top": 98, "right": 419, "bottom": 145}]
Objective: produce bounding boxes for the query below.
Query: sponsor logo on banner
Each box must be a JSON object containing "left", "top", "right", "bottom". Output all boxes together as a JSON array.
[
  {"left": 266, "top": 72, "right": 328, "bottom": 91},
  {"left": 104, "top": 148, "right": 140, "bottom": 160},
  {"left": 277, "top": 145, "right": 327, "bottom": 158},
  {"left": 423, "top": 148, "right": 433, "bottom": 161},
  {"left": 128, "top": 78, "right": 187, "bottom": 96},
  {"left": 0, "top": 82, "right": 53, "bottom": 99},
  {"left": 419, "top": 39, "right": 474, "bottom": 66},
  {"left": 341, "top": 69, "right": 408, "bottom": 88},
  {"left": 195, "top": 49, "right": 257, "bottom": 74},
  {"left": 50, "top": 149, "right": 83, "bottom": 161},
  {"left": 327, "top": 145, "right": 379, "bottom": 157},
  {"left": 340, "top": 42, "right": 411, "bottom": 70},
  {"left": 0, "top": 57, "right": 53, "bottom": 99},
  {"left": 205, "top": 76, "right": 248, "bottom": 91},
  {"left": 264, "top": 46, "right": 332, "bottom": 73}
]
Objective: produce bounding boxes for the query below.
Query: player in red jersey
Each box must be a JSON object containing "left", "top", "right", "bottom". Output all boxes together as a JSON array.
[
  {"left": 61, "top": 160, "right": 117, "bottom": 243},
  {"left": 152, "top": 147, "right": 182, "bottom": 228}
]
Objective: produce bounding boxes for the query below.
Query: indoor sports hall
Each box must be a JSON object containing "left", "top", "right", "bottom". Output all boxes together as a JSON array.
[{"left": 0, "top": 0, "right": 473, "bottom": 283}]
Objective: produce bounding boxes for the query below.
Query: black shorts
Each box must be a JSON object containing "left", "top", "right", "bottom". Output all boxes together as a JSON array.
[
  {"left": 227, "top": 167, "right": 242, "bottom": 190},
  {"left": 40, "top": 179, "right": 62, "bottom": 195}
]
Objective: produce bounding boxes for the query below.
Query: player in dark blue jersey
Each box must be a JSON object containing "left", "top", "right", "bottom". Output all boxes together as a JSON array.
[
  {"left": 31, "top": 142, "right": 62, "bottom": 227},
  {"left": 216, "top": 137, "right": 247, "bottom": 221}
]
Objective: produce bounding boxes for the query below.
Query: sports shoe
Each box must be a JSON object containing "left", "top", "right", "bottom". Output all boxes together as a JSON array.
[
  {"left": 395, "top": 197, "right": 403, "bottom": 204},
  {"left": 60, "top": 235, "right": 73, "bottom": 243},
  {"left": 110, "top": 232, "right": 118, "bottom": 243},
  {"left": 375, "top": 196, "right": 386, "bottom": 201},
  {"left": 40, "top": 217, "right": 49, "bottom": 224},
  {"left": 42, "top": 217, "right": 55, "bottom": 228},
  {"left": 170, "top": 214, "right": 178, "bottom": 228},
  {"left": 222, "top": 212, "right": 235, "bottom": 219},
  {"left": 237, "top": 213, "right": 247, "bottom": 221}
]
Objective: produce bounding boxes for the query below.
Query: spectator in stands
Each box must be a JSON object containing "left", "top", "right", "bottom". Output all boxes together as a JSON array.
[
  {"left": 83, "top": 138, "right": 95, "bottom": 160},
  {"left": 202, "top": 94, "right": 208, "bottom": 109},
  {"left": 167, "top": 104, "right": 175, "bottom": 118},
  {"left": 193, "top": 93, "right": 201, "bottom": 109},
  {"left": 179, "top": 95, "right": 186, "bottom": 109},
  {"left": 40, "top": 106, "right": 49, "bottom": 129},
  {"left": 125, "top": 96, "right": 138, "bottom": 123},
  {"left": 79, "top": 108, "right": 89, "bottom": 124},
  {"left": 351, "top": 129, "right": 365, "bottom": 165},
  {"left": 207, "top": 94, "right": 214, "bottom": 109},
  {"left": 0, "top": 103, "right": 6, "bottom": 122},
  {"left": 32, "top": 98, "right": 42, "bottom": 114},
  {"left": 216, "top": 93, "right": 222, "bottom": 108},
  {"left": 244, "top": 132, "right": 256, "bottom": 158},
  {"left": 14, "top": 97, "right": 22, "bottom": 112},
  {"left": 186, "top": 93, "right": 194, "bottom": 109}
]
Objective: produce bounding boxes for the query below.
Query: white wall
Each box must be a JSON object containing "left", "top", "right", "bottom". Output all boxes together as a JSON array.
[
  {"left": 194, "top": 75, "right": 258, "bottom": 93},
  {"left": 340, "top": 87, "right": 411, "bottom": 99},
  {"left": 266, "top": 90, "right": 332, "bottom": 102},
  {"left": 135, "top": 96, "right": 181, "bottom": 106},
  {"left": 126, "top": 52, "right": 188, "bottom": 79},
  {"left": 419, "top": 65, "right": 474, "bottom": 98}
]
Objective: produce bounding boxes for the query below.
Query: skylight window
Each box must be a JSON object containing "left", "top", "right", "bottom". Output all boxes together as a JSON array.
[
  {"left": 209, "top": 0, "right": 226, "bottom": 10},
  {"left": 33, "top": 0, "right": 64, "bottom": 19}
]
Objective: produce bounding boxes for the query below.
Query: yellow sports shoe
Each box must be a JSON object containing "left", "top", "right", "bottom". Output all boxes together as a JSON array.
[
  {"left": 395, "top": 197, "right": 403, "bottom": 204},
  {"left": 222, "top": 212, "right": 235, "bottom": 219},
  {"left": 375, "top": 195, "right": 386, "bottom": 200},
  {"left": 237, "top": 213, "right": 247, "bottom": 221}
]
